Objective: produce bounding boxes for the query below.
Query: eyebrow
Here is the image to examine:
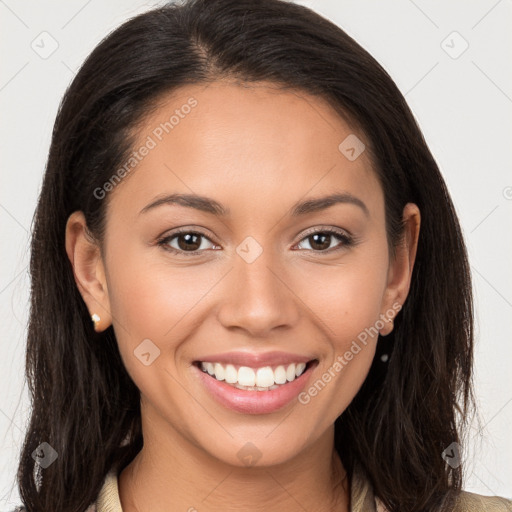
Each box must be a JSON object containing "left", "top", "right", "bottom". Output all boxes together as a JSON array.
[{"left": 139, "top": 192, "right": 369, "bottom": 217}]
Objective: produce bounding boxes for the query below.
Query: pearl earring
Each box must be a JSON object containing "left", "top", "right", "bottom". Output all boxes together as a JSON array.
[{"left": 91, "top": 313, "right": 100, "bottom": 328}]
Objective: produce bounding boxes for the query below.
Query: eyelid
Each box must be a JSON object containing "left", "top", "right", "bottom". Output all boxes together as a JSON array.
[
  {"left": 297, "top": 224, "right": 353, "bottom": 240},
  {"left": 156, "top": 225, "right": 217, "bottom": 243}
]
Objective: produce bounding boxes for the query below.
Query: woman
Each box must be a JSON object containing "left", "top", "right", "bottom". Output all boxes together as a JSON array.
[{"left": 14, "top": 0, "right": 511, "bottom": 510}]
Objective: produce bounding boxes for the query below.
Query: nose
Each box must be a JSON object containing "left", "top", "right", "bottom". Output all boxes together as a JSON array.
[{"left": 216, "top": 244, "right": 301, "bottom": 338}]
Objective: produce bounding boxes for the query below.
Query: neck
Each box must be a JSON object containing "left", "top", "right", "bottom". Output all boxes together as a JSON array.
[{"left": 118, "top": 411, "right": 349, "bottom": 512}]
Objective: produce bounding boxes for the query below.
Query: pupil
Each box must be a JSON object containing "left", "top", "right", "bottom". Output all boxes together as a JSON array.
[
  {"left": 178, "top": 233, "right": 200, "bottom": 251},
  {"left": 310, "top": 233, "right": 330, "bottom": 251}
]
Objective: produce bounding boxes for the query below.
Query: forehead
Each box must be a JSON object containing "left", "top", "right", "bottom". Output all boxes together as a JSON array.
[{"left": 107, "top": 80, "right": 382, "bottom": 220}]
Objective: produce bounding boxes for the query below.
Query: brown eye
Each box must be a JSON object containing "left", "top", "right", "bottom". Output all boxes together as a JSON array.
[
  {"left": 307, "top": 233, "right": 333, "bottom": 251},
  {"left": 158, "top": 230, "right": 216, "bottom": 255},
  {"left": 295, "top": 228, "right": 353, "bottom": 253},
  {"left": 174, "top": 233, "right": 202, "bottom": 251}
]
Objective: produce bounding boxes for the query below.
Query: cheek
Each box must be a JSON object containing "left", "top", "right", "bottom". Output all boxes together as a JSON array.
[
  {"left": 105, "top": 241, "right": 212, "bottom": 334},
  {"left": 104, "top": 244, "right": 222, "bottom": 375},
  {"left": 294, "top": 243, "right": 388, "bottom": 417},
  {"left": 303, "top": 241, "right": 390, "bottom": 342}
]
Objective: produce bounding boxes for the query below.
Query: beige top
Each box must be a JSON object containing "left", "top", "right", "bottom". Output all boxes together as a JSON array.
[{"left": 92, "top": 464, "right": 512, "bottom": 512}]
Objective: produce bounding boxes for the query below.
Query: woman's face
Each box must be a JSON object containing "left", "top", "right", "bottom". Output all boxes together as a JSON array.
[{"left": 68, "top": 80, "right": 418, "bottom": 468}]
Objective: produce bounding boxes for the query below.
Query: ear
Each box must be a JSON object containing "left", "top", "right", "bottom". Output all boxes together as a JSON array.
[
  {"left": 379, "top": 203, "right": 420, "bottom": 336},
  {"left": 65, "top": 211, "right": 112, "bottom": 332}
]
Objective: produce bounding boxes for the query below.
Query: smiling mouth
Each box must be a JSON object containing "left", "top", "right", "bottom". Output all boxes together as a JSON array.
[{"left": 193, "top": 359, "right": 318, "bottom": 391}]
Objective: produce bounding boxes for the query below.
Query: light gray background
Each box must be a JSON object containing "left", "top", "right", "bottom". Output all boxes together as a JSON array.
[{"left": 1, "top": 0, "right": 511, "bottom": 508}]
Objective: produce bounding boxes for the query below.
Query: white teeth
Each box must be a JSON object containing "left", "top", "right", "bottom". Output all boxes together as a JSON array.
[
  {"left": 214, "top": 363, "right": 225, "bottom": 381},
  {"left": 256, "top": 367, "right": 274, "bottom": 388},
  {"left": 274, "top": 365, "right": 287, "bottom": 384},
  {"left": 295, "top": 362, "right": 306, "bottom": 377},
  {"left": 286, "top": 363, "right": 296, "bottom": 382},
  {"left": 199, "top": 360, "right": 309, "bottom": 389},
  {"left": 233, "top": 383, "right": 280, "bottom": 391},
  {"left": 238, "top": 366, "right": 255, "bottom": 387},
  {"left": 225, "top": 364, "right": 238, "bottom": 384},
  {"left": 205, "top": 362, "right": 215, "bottom": 376}
]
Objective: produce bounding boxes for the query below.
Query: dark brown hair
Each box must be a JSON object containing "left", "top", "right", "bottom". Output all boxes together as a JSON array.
[{"left": 17, "top": 0, "right": 474, "bottom": 510}]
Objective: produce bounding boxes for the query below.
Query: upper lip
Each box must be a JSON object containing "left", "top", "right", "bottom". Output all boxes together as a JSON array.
[{"left": 194, "top": 351, "right": 316, "bottom": 368}]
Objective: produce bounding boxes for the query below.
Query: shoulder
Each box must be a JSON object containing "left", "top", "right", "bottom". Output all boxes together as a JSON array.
[
  {"left": 452, "top": 489, "right": 512, "bottom": 511},
  {"left": 373, "top": 488, "right": 512, "bottom": 512},
  {"left": 9, "top": 502, "right": 97, "bottom": 511},
  {"left": 352, "top": 464, "right": 512, "bottom": 512},
  {"left": 9, "top": 504, "right": 97, "bottom": 512},
  {"left": 10, "top": 465, "right": 118, "bottom": 512}
]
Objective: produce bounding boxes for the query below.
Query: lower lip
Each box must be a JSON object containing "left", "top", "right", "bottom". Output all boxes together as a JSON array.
[{"left": 193, "top": 362, "right": 317, "bottom": 415}]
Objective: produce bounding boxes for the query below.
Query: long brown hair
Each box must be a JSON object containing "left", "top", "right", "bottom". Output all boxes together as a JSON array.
[{"left": 17, "top": 0, "right": 474, "bottom": 510}]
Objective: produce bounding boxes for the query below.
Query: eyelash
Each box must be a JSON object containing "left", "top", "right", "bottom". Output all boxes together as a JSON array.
[{"left": 156, "top": 227, "right": 354, "bottom": 256}]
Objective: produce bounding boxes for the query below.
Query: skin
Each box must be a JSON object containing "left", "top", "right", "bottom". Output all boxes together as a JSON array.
[{"left": 66, "top": 80, "right": 420, "bottom": 512}]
